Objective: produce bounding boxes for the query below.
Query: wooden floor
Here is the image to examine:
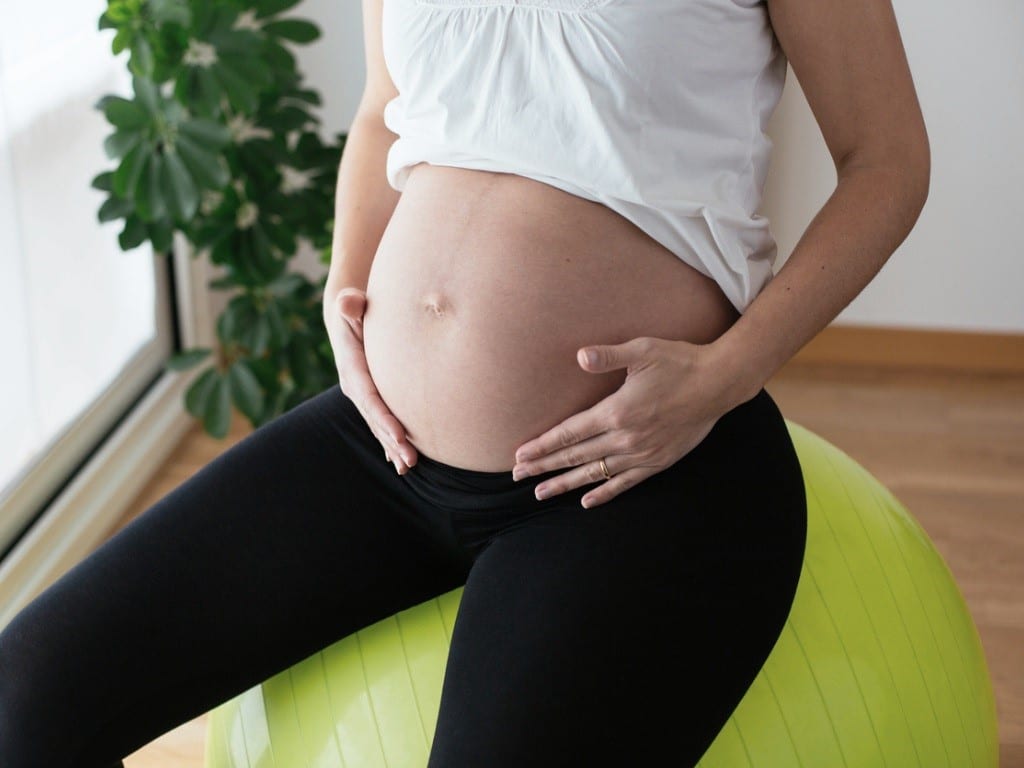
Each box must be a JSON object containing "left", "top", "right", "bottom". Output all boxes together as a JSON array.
[{"left": 105, "top": 361, "right": 1024, "bottom": 768}]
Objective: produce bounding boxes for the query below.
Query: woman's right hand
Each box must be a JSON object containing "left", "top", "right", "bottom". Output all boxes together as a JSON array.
[{"left": 327, "top": 287, "right": 417, "bottom": 475}]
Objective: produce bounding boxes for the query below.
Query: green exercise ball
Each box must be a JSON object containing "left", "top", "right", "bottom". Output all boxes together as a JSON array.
[{"left": 203, "top": 421, "right": 999, "bottom": 767}]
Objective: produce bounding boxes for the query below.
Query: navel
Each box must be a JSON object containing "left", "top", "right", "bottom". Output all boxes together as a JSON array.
[{"left": 423, "top": 294, "right": 450, "bottom": 318}]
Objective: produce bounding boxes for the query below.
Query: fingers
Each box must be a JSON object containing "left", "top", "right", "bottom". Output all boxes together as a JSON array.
[
  {"left": 578, "top": 465, "right": 650, "bottom": 508},
  {"left": 514, "top": 398, "right": 616, "bottom": 464},
  {"left": 364, "top": 391, "right": 417, "bottom": 468},
  {"left": 513, "top": 429, "right": 624, "bottom": 482},
  {"left": 528, "top": 455, "right": 651, "bottom": 509},
  {"left": 345, "top": 386, "right": 414, "bottom": 474},
  {"left": 330, "top": 288, "right": 419, "bottom": 474},
  {"left": 364, "top": 414, "right": 409, "bottom": 475}
]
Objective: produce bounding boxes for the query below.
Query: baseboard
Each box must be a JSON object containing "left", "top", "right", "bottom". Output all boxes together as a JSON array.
[{"left": 787, "top": 325, "right": 1024, "bottom": 375}]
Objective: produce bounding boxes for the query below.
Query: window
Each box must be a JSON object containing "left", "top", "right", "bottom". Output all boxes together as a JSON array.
[{"left": 0, "top": 0, "right": 175, "bottom": 556}]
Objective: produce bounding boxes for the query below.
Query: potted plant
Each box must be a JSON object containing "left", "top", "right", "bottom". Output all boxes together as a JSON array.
[{"left": 92, "top": 0, "right": 345, "bottom": 437}]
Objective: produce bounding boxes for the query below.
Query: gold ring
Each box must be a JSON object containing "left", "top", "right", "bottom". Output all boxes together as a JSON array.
[{"left": 599, "top": 458, "right": 612, "bottom": 480}]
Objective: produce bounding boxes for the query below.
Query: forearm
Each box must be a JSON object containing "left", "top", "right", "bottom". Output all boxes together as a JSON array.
[
  {"left": 322, "top": 111, "right": 401, "bottom": 320},
  {"left": 707, "top": 159, "right": 930, "bottom": 407}
]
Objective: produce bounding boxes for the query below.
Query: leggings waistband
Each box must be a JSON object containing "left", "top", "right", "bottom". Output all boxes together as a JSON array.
[{"left": 403, "top": 447, "right": 577, "bottom": 513}]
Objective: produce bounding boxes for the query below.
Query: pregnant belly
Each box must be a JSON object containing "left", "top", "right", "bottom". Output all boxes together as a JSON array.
[{"left": 361, "top": 164, "right": 741, "bottom": 472}]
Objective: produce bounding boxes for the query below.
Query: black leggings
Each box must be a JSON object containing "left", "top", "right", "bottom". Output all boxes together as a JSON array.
[{"left": 0, "top": 383, "right": 806, "bottom": 767}]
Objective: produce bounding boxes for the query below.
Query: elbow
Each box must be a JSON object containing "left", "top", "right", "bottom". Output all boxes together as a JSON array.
[
  {"left": 898, "top": 124, "right": 932, "bottom": 210},
  {"left": 896, "top": 146, "right": 931, "bottom": 228},
  {"left": 839, "top": 136, "right": 931, "bottom": 216},
  {"left": 906, "top": 132, "right": 931, "bottom": 213}
]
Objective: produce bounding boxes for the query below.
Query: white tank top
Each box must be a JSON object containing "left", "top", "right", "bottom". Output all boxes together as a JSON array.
[{"left": 381, "top": 0, "right": 788, "bottom": 314}]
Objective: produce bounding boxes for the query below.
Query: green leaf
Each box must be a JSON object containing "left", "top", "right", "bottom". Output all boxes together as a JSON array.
[
  {"left": 288, "top": 333, "right": 313, "bottom": 389},
  {"left": 162, "top": 148, "right": 199, "bottom": 221},
  {"left": 98, "top": 195, "right": 134, "bottom": 223},
  {"left": 264, "top": 300, "right": 288, "bottom": 347},
  {"left": 103, "top": 129, "right": 142, "bottom": 160},
  {"left": 167, "top": 347, "right": 212, "bottom": 371},
  {"left": 267, "top": 271, "right": 306, "bottom": 298},
  {"left": 119, "top": 215, "right": 148, "bottom": 250},
  {"left": 148, "top": 217, "right": 174, "bottom": 253},
  {"left": 227, "top": 360, "right": 265, "bottom": 421},
  {"left": 250, "top": 225, "right": 276, "bottom": 275},
  {"left": 133, "top": 75, "right": 160, "bottom": 115},
  {"left": 113, "top": 142, "right": 150, "bottom": 199},
  {"left": 175, "top": 134, "right": 229, "bottom": 189},
  {"left": 164, "top": 99, "right": 187, "bottom": 124},
  {"left": 193, "top": 67, "right": 221, "bottom": 116},
  {"left": 104, "top": 96, "right": 149, "bottom": 130},
  {"left": 263, "top": 39, "right": 296, "bottom": 73},
  {"left": 111, "top": 28, "right": 131, "bottom": 54},
  {"left": 184, "top": 366, "right": 219, "bottom": 419},
  {"left": 215, "top": 309, "right": 232, "bottom": 346},
  {"left": 254, "top": 0, "right": 303, "bottom": 18},
  {"left": 176, "top": 68, "right": 213, "bottom": 114},
  {"left": 91, "top": 170, "right": 115, "bottom": 192},
  {"left": 105, "top": 2, "right": 136, "bottom": 24},
  {"left": 178, "top": 117, "right": 232, "bottom": 148},
  {"left": 204, "top": 374, "right": 232, "bottom": 438},
  {"left": 213, "top": 63, "right": 258, "bottom": 114},
  {"left": 136, "top": 154, "right": 167, "bottom": 221},
  {"left": 290, "top": 88, "right": 321, "bottom": 106},
  {"left": 261, "top": 19, "right": 319, "bottom": 43},
  {"left": 261, "top": 215, "right": 297, "bottom": 255},
  {"left": 94, "top": 94, "right": 121, "bottom": 112},
  {"left": 218, "top": 51, "right": 271, "bottom": 87},
  {"left": 214, "top": 28, "right": 263, "bottom": 56},
  {"left": 217, "top": 295, "right": 253, "bottom": 345},
  {"left": 241, "top": 312, "right": 271, "bottom": 356},
  {"left": 149, "top": 0, "right": 191, "bottom": 27},
  {"left": 265, "top": 105, "right": 309, "bottom": 132},
  {"left": 132, "top": 36, "right": 155, "bottom": 77}
]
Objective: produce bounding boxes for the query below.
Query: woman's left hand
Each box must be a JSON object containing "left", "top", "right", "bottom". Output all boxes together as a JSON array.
[{"left": 511, "top": 336, "right": 747, "bottom": 509}]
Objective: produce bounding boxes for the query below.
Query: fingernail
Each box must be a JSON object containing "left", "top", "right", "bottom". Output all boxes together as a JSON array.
[
  {"left": 535, "top": 485, "right": 549, "bottom": 500},
  {"left": 512, "top": 465, "right": 528, "bottom": 481}
]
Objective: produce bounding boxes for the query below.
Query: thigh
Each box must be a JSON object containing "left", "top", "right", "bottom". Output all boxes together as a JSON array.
[
  {"left": 0, "top": 385, "right": 470, "bottom": 767},
  {"left": 427, "top": 388, "right": 807, "bottom": 767}
]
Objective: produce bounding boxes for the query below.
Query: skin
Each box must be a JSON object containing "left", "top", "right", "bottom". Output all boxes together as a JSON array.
[
  {"left": 356, "top": 164, "right": 740, "bottom": 475},
  {"left": 324, "top": 0, "right": 930, "bottom": 509}
]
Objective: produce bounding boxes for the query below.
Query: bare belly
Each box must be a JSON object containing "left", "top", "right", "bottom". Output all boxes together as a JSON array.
[{"left": 362, "top": 164, "right": 741, "bottom": 472}]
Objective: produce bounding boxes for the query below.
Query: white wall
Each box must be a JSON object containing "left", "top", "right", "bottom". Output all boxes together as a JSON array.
[
  {"left": 276, "top": 0, "right": 1023, "bottom": 333},
  {"left": 290, "top": 0, "right": 366, "bottom": 143},
  {"left": 762, "top": 0, "right": 1023, "bottom": 333}
]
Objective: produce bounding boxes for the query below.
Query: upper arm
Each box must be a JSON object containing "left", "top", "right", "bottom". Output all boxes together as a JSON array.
[
  {"left": 356, "top": 0, "right": 399, "bottom": 121},
  {"left": 765, "top": 0, "right": 931, "bottom": 181}
]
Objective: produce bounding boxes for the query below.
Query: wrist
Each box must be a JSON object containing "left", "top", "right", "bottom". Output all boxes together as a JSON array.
[{"left": 700, "top": 332, "right": 767, "bottom": 411}]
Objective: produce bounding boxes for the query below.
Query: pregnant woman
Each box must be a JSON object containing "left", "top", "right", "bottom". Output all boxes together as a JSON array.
[{"left": 0, "top": 0, "right": 930, "bottom": 765}]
